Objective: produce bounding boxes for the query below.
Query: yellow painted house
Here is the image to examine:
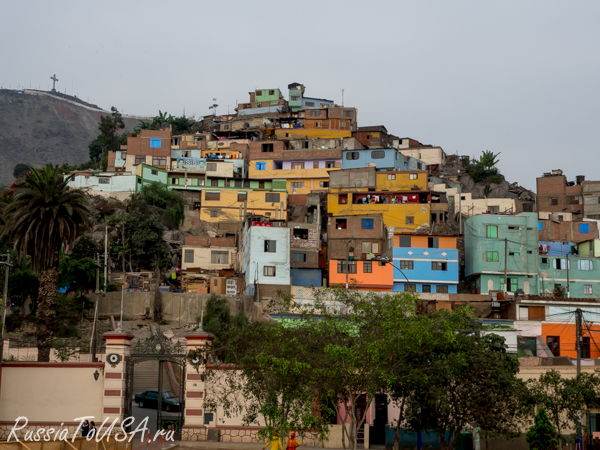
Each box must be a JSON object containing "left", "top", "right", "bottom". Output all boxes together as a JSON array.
[
  {"left": 327, "top": 170, "right": 433, "bottom": 232},
  {"left": 327, "top": 192, "right": 431, "bottom": 233},
  {"left": 200, "top": 189, "right": 287, "bottom": 222},
  {"left": 248, "top": 159, "right": 340, "bottom": 195}
]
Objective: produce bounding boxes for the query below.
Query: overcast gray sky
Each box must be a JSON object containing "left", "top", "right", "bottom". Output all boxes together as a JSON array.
[{"left": 2, "top": 0, "right": 599, "bottom": 189}]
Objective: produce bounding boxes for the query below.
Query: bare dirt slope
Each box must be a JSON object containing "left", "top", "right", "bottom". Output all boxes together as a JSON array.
[{"left": 0, "top": 89, "right": 141, "bottom": 185}]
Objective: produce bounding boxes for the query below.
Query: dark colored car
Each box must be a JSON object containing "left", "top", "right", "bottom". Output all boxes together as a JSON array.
[{"left": 134, "top": 390, "right": 181, "bottom": 412}]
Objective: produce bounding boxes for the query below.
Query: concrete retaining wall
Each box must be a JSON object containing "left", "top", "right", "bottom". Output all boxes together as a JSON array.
[{"left": 95, "top": 292, "right": 256, "bottom": 324}]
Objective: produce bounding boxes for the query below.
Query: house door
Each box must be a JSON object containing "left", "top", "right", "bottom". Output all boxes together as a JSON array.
[{"left": 370, "top": 394, "right": 388, "bottom": 446}]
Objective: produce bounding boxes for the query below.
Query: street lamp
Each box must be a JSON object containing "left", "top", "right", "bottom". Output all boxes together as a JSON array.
[{"left": 372, "top": 255, "right": 410, "bottom": 285}]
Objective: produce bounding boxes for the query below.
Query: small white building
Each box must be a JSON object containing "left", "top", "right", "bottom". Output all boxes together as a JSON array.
[
  {"left": 68, "top": 170, "right": 137, "bottom": 201},
  {"left": 241, "top": 220, "right": 290, "bottom": 298}
]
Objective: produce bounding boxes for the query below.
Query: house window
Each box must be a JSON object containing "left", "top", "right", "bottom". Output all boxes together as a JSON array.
[
  {"left": 305, "top": 101, "right": 315, "bottom": 107},
  {"left": 486, "top": 225, "right": 498, "bottom": 238},
  {"left": 405, "top": 284, "right": 416, "bottom": 292},
  {"left": 346, "top": 152, "right": 360, "bottom": 160},
  {"left": 256, "top": 90, "right": 263, "bottom": 96},
  {"left": 361, "top": 242, "right": 380, "bottom": 254},
  {"left": 171, "top": 178, "right": 179, "bottom": 185},
  {"left": 300, "top": 141, "right": 309, "bottom": 149},
  {"left": 343, "top": 110, "right": 353, "bottom": 117},
  {"left": 210, "top": 211, "right": 218, "bottom": 218},
  {"left": 135, "top": 155, "right": 145, "bottom": 165},
  {"left": 262, "top": 143, "right": 274, "bottom": 153},
  {"left": 291, "top": 182, "right": 305, "bottom": 189},
  {"left": 335, "top": 218, "right": 347, "bottom": 229},
  {"left": 550, "top": 198, "right": 558, "bottom": 206},
  {"left": 211, "top": 251, "right": 229, "bottom": 264},
  {"left": 152, "top": 157, "right": 166, "bottom": 166},
  {"left": 553, "top": 258, "right": 570, "bottom": 270},
  {"left": 210, "top": 179, "right": 219, "bottom": 186},
  {"left": 509, "top": 252, "right": 520, "bottom": 256},
  {"left": 547, "top": 336, "right": 560, "bottom": 357},
  {"left": 205, "top": 191, "right": 220, "bottom": 201},
  {"left": 508, "top": 226, "right": 520, "bottom": 231},
  {"left": 337, "top": 261, "right": 357, "bottom": 274},
  {"left": 362, "top": 219, "right": 374, "bottom": 230},
  {"left": 265, "top": 193, "right": 280, "bottom": 202},
  {"left": 437, "top": 285, "right": 449, "bottom": 293},
  {"left": 409, "top": 173, "right": 418, "bottom": 180},
  {"left": 400, "top": 260, "right": 414, "bottom": 270},
  {"left": 293, "top": 229, "right": 309, "bottom": 240},
  {"left": 432, "top": 262, "right": 448, "bottom": 271},
  {"left": 422, "top": 285, "right": 431, "bottom": 293},
  {"left": 207, "top": 162, "right": 217, "bottom": 171},
  {"left": 487, "top": 251, "right": 499, "bottom": 262},
  {"left": 319, "top": 182, "right": 329, "bottom": 188},
  {"left": 256, "top": 162, "right": 266, "bottom": 171},
  {"left": 584, "top": 285, "right": 593, "bottom": 295},
  {"left": 338, "top": 194, "right": 348, "bottom": 204},
  {"left": 150, "top": 138, "right": 161, "bottom": 148},
  {"left": 150, "top": 170, "right": 158, "bottom": 176},
  {"left": 583, "top": 337, "right": 591, "bottom": 358},
  {"left": 263, "top": 266, "right": 276, "bottom": 277},
  {"left": 269, "top": 90, "right": 275, "bottom": 95},
  {"left": 500, "top": 277, "right": 518, "bottom": 292},
  {"left": 264, "top": 240, "right": 277, "bottom": 253},
  {"left": 291, "top": 96, "right": 300, "bottom": 101},
  {"left": 292, "top": 162, "right": 305, "bottom": 170},
  {"left": 340, "top": 121, "right": 347, "bottom": 127},
  {"left": 397, "top": 236, "right": 410, "bottom": 248},
  {"left": 292, "top": 252, "right": 307, "bottom": 262},
  {"left": 579, "top": 260, "right": 593, "bottom": 271},
  {"left": 406, "top": 216, "right": 414, "bottom": 225},
  {"left": 428, "top": 237, "right": 439, "bottom": 248},
  {"left": 580, "top": 223, "right": 590, "bottom": 233},
  {"left": 371, "top": 151, "right": 385, "bottom": 159},
  {"left": 237, "top": 192, "right": 247, "bottom": 202},
  {"left": 309, "top": 110, "right": 322, "bottom": 117},
  {"left": 98, "top": 177, "right": 110, "bottom": 184},
  {"left": 313, "top": 161, "right": 320, "bottom": 169},
  {"left": 184, "top": 250, "right": 194, "bottom": 263},
  {"left": 363, "top": 261, "right": 372, "bottom": 273},
  {"left": 488, "top": 205, "right": 500, "bottom": 213},
  {"left": 315, "top": 122, "right": 322, "bottom": 127},
  {"left": 325, "top": 161, "right": 336, "bottom": 168}
]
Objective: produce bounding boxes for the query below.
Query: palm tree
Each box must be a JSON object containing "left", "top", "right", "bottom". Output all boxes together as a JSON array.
[{"left": 1, "top": 165, "right": 89, "bottom": 361}]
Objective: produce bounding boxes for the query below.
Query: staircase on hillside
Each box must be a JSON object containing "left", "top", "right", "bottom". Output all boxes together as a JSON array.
[{"left": 131, "top": 360, "right": 177, "bottom": 399}]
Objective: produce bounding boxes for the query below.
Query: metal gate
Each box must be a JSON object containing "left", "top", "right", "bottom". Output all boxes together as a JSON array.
[{"left": 124, "top": 333, "right": 187, "bottom": 440}]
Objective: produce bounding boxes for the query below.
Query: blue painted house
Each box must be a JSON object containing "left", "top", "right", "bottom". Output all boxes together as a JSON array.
[
  {"left": 391, "top": 234, "right": 459, "bottom": 294},
  {"left": 342, "top": 148, "right": 425, "bottom": 171}
]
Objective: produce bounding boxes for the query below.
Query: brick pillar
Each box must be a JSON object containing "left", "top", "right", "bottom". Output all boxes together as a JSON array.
[
  {"left": 182, "top": 331, "right": 215, "bottom": 441},
  {"left": 102, "top": 331, "right": 134, "bottom": 423}
]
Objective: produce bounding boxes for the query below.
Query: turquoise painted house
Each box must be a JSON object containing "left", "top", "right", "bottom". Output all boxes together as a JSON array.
[
  {"left": 464, "top": 212, "right": 540, "bottom": 295},
  {"left": 539, "top": 254, "right": 600, "bottom": 298}
]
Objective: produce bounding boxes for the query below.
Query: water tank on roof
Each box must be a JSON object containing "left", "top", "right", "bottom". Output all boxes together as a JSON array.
[
  {"left": 367, "top": 162, "right": 376, "bottom": 167},
  {"left": 577, "top": 175, "right": 586, "bottom": 185}
]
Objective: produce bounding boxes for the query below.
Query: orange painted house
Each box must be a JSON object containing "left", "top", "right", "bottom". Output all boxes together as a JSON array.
[
  {"left": 542, "top": 323, "right": 600, "bottom": 358},
  {"left": 328, "top": 259, "right": 393, "bottom": 290}
]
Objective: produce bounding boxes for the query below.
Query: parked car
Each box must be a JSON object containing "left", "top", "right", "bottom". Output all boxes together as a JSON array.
[{"left": 134, "top": 390, "right": 181, "bottom": 412}]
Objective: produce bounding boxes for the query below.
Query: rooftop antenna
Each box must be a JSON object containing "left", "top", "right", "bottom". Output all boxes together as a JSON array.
[
  {"left": 50, "top": 74, "right": 58, "bottom": 92},
  {"left": 341, "top": 89, "right": 345, "bottom": 107}
]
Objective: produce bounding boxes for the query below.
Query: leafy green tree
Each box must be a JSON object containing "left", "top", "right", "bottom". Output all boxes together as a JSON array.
[
  {"left": 98, "top": 107, "right": 125, "bottom": 152},
  {"left": 88, "top": 135, "right": 104, "bottom": 163},
  {"left": 13, "top": 163, "right": 30, "bottom": 179},
  {"left": 528, "top": 369, "right": 600, "bottom": 445},
  {"left": 8, "top": 263, "right": 39, "bottom": 314},
  {"left": 124, "top": 205, "right": 169, "bottom": 270},
  {"left": 479, "top": 150, "right": 501, "bottom": 170},
  {"left": 0, "top": 165, "right": 89, "bottom": 361},
  {"left": 525, "top": 408, "right": 558, "bottom": 450},
  {"left": 141, "top": 182, "right": 185, "bottom": 229}
]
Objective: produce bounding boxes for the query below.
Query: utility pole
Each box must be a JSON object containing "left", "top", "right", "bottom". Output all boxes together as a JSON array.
[
  {"left": 576, "top": 307, "right": 583, "bottom": 450},
  {"left": 104, "top": 224, "right": 108, "bottom": 292},
  {"left": 504, "top": 238, "right": 508, "bottom": 294},
  {"left": 576, "top": 308, "right": 582, "bottom": 376},
  {"left": 566, "top": 254, "right": 570, "bottom": 298},
  {"left": 458, "top": 188, "right": 462, "bottom": 235},
  {"left": 0, "top": 253, "right": 12, "bottom": 364}
]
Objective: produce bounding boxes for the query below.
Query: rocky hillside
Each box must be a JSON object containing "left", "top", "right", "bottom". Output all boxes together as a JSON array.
[{"left": 0, "top": 89, "right": 141, "bottom": 185}]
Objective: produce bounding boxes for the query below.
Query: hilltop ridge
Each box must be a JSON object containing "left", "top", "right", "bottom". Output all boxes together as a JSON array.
[{"left": 0, "top": 89, "right": 140, "bottom": 185}]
